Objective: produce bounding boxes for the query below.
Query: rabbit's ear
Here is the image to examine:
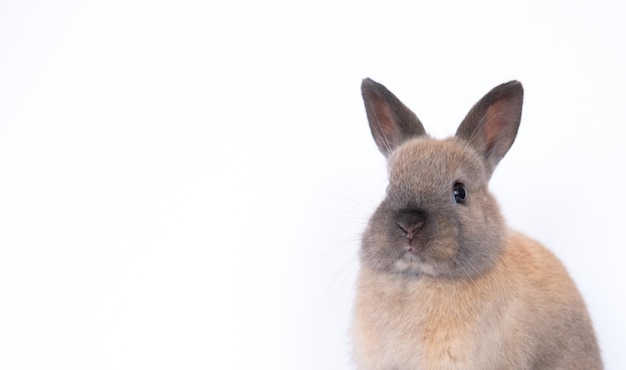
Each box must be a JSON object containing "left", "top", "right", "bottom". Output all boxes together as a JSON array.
[
  {"left": 456, "top": 81, "right": 523, "bottom": 177},
  {"left": 361, "top": 78, "right": 427, "bottom": 157}
]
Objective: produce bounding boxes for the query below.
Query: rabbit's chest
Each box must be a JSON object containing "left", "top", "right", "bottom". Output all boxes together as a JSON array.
[
  {"left": 380, "top": 297, "right": 480, "bottom": 369},
  {"left": 355, "top": 279, "right": 501, "bottom": 370}
]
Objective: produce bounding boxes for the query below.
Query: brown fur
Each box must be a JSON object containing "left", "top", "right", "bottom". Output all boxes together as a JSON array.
[
  {"left": 352, "top": 79, "right": 601, "bottom": 369},
  {"left": 353, "top": 232, "right": 601, "bottom": 369}
]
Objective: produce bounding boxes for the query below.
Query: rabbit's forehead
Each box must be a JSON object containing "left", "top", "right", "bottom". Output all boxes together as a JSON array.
[{"left": 388, "top": 138, "right": 484, "bottom": 187}]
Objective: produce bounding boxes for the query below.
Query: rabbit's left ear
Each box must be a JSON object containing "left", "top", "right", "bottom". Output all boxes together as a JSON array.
[
  {"left": 361, "top": 78, "right": 427, "bottom": 157},
  {"left": 456, "top": 81, "right": 524, "bottom": 177}
]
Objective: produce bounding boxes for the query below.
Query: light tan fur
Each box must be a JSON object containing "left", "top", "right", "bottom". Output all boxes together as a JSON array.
[{"left": 353, "top": 232, "right": 600, "bottom": 369}]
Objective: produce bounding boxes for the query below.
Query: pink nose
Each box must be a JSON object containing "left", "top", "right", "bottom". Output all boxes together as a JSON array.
[{"left": 397, "top": 220, "right": 424, "bottom": 239}]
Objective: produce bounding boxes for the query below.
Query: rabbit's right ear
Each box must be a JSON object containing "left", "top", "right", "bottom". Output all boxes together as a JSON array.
[
  {"left": 455, "top": 81, "right": 524, "bottom": 177},
  {"left": 361, "top": 78, "right": 427, "bottom": 157}
]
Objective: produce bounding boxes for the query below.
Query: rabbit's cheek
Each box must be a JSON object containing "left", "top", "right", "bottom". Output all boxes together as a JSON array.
[{"left": 426, "top": 238, "right": 459, "bottom": 263}]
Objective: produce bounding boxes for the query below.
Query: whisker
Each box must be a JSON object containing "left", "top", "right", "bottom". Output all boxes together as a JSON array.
[
  {"left": 321, "top": 235, "right": 361, "bottom": 258},
  {"left": 323, "top": 255, "right": 360, "bottom": 312}
]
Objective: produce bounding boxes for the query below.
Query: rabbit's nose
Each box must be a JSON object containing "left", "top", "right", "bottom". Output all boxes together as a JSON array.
[
  {"left": 395, "top": 209, "right": 426, "bottom": 239},
  {"left": 397, "top": 220, "right": 424, "bottom": 239}
]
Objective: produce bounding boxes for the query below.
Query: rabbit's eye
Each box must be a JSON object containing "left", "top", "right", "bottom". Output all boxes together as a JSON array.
[{"left": 453, "top": 183, "right": 467, "bottom": 204}]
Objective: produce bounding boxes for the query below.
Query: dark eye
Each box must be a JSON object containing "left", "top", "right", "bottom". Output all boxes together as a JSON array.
[{"left": 453, "top": 183, "right": 467, "bottom": 204}]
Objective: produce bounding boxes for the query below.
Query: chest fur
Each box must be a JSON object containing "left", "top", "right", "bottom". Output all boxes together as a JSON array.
[{"left": 353, "top": 273, "right": 504, "bottom": 370}]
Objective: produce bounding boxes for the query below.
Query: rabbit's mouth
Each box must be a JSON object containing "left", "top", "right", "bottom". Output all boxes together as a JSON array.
[{"left": 402, "top": 246, "right": 420, "bottom": 261}]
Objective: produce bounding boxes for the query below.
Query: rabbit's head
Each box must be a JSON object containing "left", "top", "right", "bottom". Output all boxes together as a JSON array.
[{"left": 360, "top": 78, "right": 523, "bottom": 279}]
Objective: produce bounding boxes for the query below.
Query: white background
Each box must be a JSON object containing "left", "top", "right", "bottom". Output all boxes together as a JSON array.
[{"left": 1, "top": 0, "right": 625, "bottom": 369}]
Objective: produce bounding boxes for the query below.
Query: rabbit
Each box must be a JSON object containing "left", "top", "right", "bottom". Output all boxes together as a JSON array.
[{"left": 352, "top": 78, "right": 602, "bottom": 370}]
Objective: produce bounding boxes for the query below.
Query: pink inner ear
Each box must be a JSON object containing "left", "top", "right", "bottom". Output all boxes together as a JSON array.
[
  {"left": 367, "top": 94, "right": 398, "bottom": 145},
  {"left": 482, "top": 99, "right": 514, "bottom": 153}
]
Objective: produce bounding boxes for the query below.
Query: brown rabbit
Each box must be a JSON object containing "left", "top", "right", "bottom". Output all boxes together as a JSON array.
[{"left": 352, "top": 78, "right": 601, "bottom": 369}]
